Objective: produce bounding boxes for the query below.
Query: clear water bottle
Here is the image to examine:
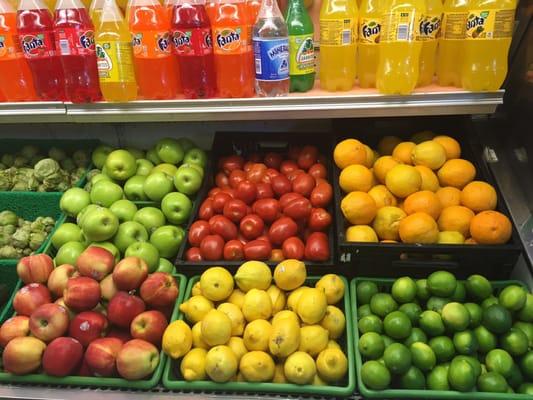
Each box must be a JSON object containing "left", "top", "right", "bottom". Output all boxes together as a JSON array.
[{"left": 252, "top": 0, "right": 289, "bottom": 97}]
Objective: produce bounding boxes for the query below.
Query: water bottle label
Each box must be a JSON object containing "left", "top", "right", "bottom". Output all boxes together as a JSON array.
[
  {"left": 214, "top": 26, "right": 248, "bottom": 55},
  {"left": 96, "top": 41, "right": 136, "bottom": 84},
  {"left": 320, "top": 19, "right": 357, "bottom": 46},
  {"left": 465, "top": 9, "right": 514, "bottom": 40},
  {"left": 359, "top": 18, "right": 381, "bottom": 44},
  {"left": 0, "top": 33, "right": 22, "bottom": 60},
  {"left": 131, "top": 31, "right": 171, "bottom": 59},
  {"left": 19, "top": 32, "right": 56, "bottom": 59},
  {"left": 172, "top": 28, "right": 213, "bottom": 56},
  {"left": 288, "top": 34, "right": 314, "bottom": 76},
  {"left": 55, "top": 28, "right": 95, "bottom": 56},
  {"left": 380, "top": 10, "right": 420, "bottom": 42},
  {"left": 417, "top": 14, "right": 442, "bottom": 41},
  {"left": 441, "top": 12, "right": 468, "bottom": 40},
  {"left": 253, "top": 37, "right": 289, "bottom": 81}
]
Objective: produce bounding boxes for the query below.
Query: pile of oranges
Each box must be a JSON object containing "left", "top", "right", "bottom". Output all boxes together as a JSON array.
[{"left": 334, "top": 132, "right": 513, "bottom": 246}]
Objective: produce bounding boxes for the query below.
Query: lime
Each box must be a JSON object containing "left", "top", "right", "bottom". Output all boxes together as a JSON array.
[
  {"left": 391, "top": 277, "right": 417, "bottom": 304},
  {"left": 518, "top": 383, "right": 533, "bottom": 395},
  {"left": 429, "top": 336, "right": 455, "bottom": 363},
  {"left": 399, "top": 303, "right": 422, "bottom": 326},
  {"left": 426, "top": 296, "right": 449, "bottom": 314},
  {"left": 448, "top": 358, "right": 476, "bottom": 392},
  {"left": 474, "top": 325, "right": 497, "bottom": 353},
  {"left": 381, "top": 335, "right": 394, "bottom": 348},
  {"left": 513, "top": 321, "right": 533, "bottom": 348},
  {"left": 359, "top": 332, "right": 385, "bottom": 360},
  {"left": 383, "top": 343, "right": 412, "bottom": 374},
  {"left": 398, "top": 366, "right": 426, "bottom": 389},
  {"left": 359, "top": 315, "right": 383, "bottom": 334},
  {"left": 517, "top": 293, "right": 533, "bottom": 323},
  {"left": 500, "top": 328, "right": 529, "bottom": 357},
  {"left": 507, "top": 363, "right": 524, "bottom": 389},
  {"left": 361, "top": 360, "right": 391, "bottom": 390},
  {"left": 384, "top": 311, "right": 412, "bottom": 340},
  {"left": 464, "top": 303, "right": 483, "bottom": 328},
  {"left": 442, "top": 302, "right": 470, "bottom": 332},
  {"left": 427, "top": 365, "right": 450, "bottom": 390},
  {"left": 404, "top": 328, "right": 428, "bottom": 347},
  {"left": 483, "top": 304, "right": 512, "bottom": 334},
  {"left": 410, "top": 342, "right": 436, "bottom": 371},
  {"left": 477, "top": 372, "right": 508, "bottom": 393},
  {"left": 481, "top": 296, "right": 499, "bottom": 309},
  {"left": 427, "top": 271, "right": 457, "bottom": 297},
  {"left": 499, "top": 285, "right": 527, "bottom": 311},
  {"left": 370, "top": 293, "right": 398, "bottom": 318},
  {"left": 454, "top": 355, "right": 482, "bottom": 378},
  {"left": 419, "top": 310, "right": 445, "bottom": 337},
  {"left": 451, "top": 282, "right": 467, "bottom": 302},
  {"left": 453, "top": 330, "right": 478, "bottom": 355},
  {"left": 486, "top": 349, "right": 514, "bottom": 378},
  {"left": 416, "top": 279, "right": 430, "bottom": 302},
  {"left": 466, "top": 274, "right": 493, "bottom": 301},
  {"left": 520, "top": 351, "right": 533, "bottom": 380},
  {"left": 358, "top": 304, "right": 373, "bottom": 319},
  {"left": 357, "top": 281, "right": 379, "bottom": 305}
]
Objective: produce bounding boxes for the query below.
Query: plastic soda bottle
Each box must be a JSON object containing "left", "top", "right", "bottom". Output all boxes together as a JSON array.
[
  {"left": 417, "top": 0, "right": 442, "bottom": 86},
  {"left": 95, "top": 0, "right": 137, "bottom": 101},
  {"left": 285, "top": 0, "right": 314, "bottom": 92},
  {"left": 461, "top": 0, "right": 517, "bottom": 90},
  {"left": 376, "top": 0, "right": 426, "bottom": 94},
  {"left": 319, "top": 0, "right": 357, "bottom": 91},
  {"left": 211, "top": 0, "right": 254, "bottom": 98},
  {"left": 0, "top": 0, "right": 37, "bottom": 101},
  {"left": 17, "top": 0, "right": 66, "bottom": 100},
  {"left": 357, "top": 0, "right": 380, "bottom": 88},
  {"left": 171, "top": 0, "right": 217, "bottom": 98},
  {"left": 89, "top": 0, "right": 104, "bottom": 27},
  {"left": 245, "top": 0, "right": 260, "bottom": 82}
]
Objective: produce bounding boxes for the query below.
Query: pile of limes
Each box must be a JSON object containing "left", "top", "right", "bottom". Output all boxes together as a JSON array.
[{"left": 356, "top": 271, "right": 533, "bottom": 394}]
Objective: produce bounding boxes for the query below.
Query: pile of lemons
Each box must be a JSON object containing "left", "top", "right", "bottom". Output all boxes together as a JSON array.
[{"left": 162, "top": 260, "right": 348, "bottom": 385}]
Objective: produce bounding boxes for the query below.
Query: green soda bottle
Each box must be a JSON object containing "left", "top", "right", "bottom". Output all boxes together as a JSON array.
[{"left": 285, "top": 0, "right": 315, "bottom": 92}]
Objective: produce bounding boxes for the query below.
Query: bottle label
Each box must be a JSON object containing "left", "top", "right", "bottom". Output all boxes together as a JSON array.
[
  {"left": 96, "top": 41, "right": 135, "bottom": 83},
  {"left": 465, "top": 9, "right": 515, "bottom": 39},
  {"left": 0, "top": 33, "right": 22, "bottom": 60},
  {"left": 172, "top": 28, "right": 213, "bottom": 56},
  {"left": 441, "top": 12, "right": 468, "bottom": 40},
  {"left": 380, "top": 10, "right": 420, "bottom": 42},
  {"left": 320, "top": 18, "right": 357, "bottom": 46},
  {"left": 289, "top": 34, "right": 314, "bottom": 75},
  {"left": 19, "top": 32, "right": 56, "bottom": 59},
  {"left": 417, "top": 13, "right": 442, "bottom": 40},
  {"left": 131, "top": 30, "right": 171, "bottom": 58},
  {"left": 359, "top": 18, "right": 381, "bottom": 44},
  {"left": 214, "top": 26, "right": 248, "bottom": 55},
  {"left": 253, "top": 37, "right": 289, "bottom": 81},
  {"left": 55, "top": 28, "right": 95, "bottom": 56}
]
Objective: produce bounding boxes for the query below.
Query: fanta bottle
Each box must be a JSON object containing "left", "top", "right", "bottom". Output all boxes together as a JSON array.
[
  {"left": 461, "top": 0, "right": 517, "bottom": 90},
  {"left": 357, "top": 0, "right": 380, "bottom": 88},
  {"left": 245, "top": 0, "right": 260, "bottom": 80},
  {"left": 129, "top": 0, "right": 178, "bottom": 99},
  {"left": 0, "top": 0, "right": 37, "bottom": 101},
  {"left": 171, "top": 0, "right": 216, "bottom": 98},
  {"left": 417, "top": 0, "right": 442, "bottom": 86},
  {"left": 376, "top": 0, "right": 426, "bottom": 94},
  {"left": 89, "top": 0, "right": 104, "bottom": 26},
  {"left": 210, "top": 0, "right": 254, "bottom": 98},
  {"left": 319, "top": 0, "right": 357, "bottom": 91},
  {"left": 17, "top": 0, "right": 66, "bottom": 100}
]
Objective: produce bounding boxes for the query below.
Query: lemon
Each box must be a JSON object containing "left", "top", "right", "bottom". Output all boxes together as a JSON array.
[
  {"left": 271, "top": 310, "right": 300, "bottom": 325},
  {"left": 321, "top": 305, "right": 346, "bottom": 339},
  {"left": 200, "top": 267, "right": 234, "bottom": 301},
  {"left": 284, "top": 351, "right": 316, "bottom": 385},
  {"left": 205, "top": 345, "right": 238, "bottom": 383},
  {"left": 242, "top": 289, "right": 273, "bottom": 321},
  {"left": 234, "top": 261, "right": 272, "bottom": 292},
  {"left": 287, "top": 286, "right": 310, "bottom": 311},
  {"left": 267, "top": 285, "right": 286, "bottom": 314},
  {"left": 273, "top": 364, "right": 287, "bottom": 383},
  {"left": 227, "top": 289, "right": 246, "bottom": 309},
  {"left": 316, "top": 348, "right": 348, "bottom": 383},
  {"left": 438, "top": 231, "right": 465, "bottom": 244},
  {"left": 180, "top": 348, "right": 207, "bottom": 381},
  {"left": 316, "top": 274, "right": 345, "bottom": 305},
  {"left": 162, "top": 320, "right": 192, "bottom": 359},
  {"left": 313, "top": 374, "right": 328, "bottom": 386},
  {"left": 297, "top": 288, "right": 328, "bottom": 324},
  {"left": 191, "top": 282, "right": 202, "bottom": 296},
  {"left": 179, "top": 295, "right": 214, "bottom": 323},
  {"left": 217, "top": 302, "right": 245, "bottom": 336},
  {"left": 239, "top": 351, "right": 275, "bottom": 382},
  {"left": 269, "top": 315, "right": 300, "bottom": 357},
  {"left": 299, "top": 325, "right": 329, "bottom": 356},
  {"left": 243, "top": 319, "right": 272, "bottom": 351},
  {"left": 411, "top": 140, "right": 447, "bottom": 170},
  {"left": 227, "top": 337, "right": 247, "bottom": 363},
  {"left": 192, "top": 321, "right": 209, "bottom": 349},
  {"left": 274, "top": 259, "right": 307, "bottom": 291},
  {"left": 201, "top": 310, "right": 232, "bottom": 346},
  {"left": 327, "top": 340, "right": 341, "bottom": 350},
  {"left": 385, "top": 164, "right": 422, "bottom": 198},
  {"left": 346, "top": 225, "right": 379, "bottom": 242}
]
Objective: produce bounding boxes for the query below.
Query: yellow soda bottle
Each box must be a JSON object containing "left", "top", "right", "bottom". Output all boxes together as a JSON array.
[
  {"left": 376, "top": 0, "right": 426, "bottom": 94},
  {"left": 319, "top": 0, "right": 358, "bottom": 91},
  {"left": 436, "top": 0, "right": 469, "bottom": 86},
  {"left": 461, "top": 0, "right": 517, "bottom": 90},
  {"left": 417, "top": 0, "right": 442, "bottom": 86},
  {"left": 95, "top": 0, "right": 138, "bottom": 101},
  {"left": 358, "top": 0, "right": 381, "bottom": 88},
  {"left": 89, "top": 0, "right": 104, "bottom": 27}
]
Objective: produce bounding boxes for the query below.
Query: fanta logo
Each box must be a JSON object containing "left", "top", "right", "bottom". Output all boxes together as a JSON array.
[
  {"left": 466, "top": 15, "right": 485, "bottom": 30},
  {"left": 216, "top": 29, "right": 241, "bottom": 50},
  {"left": 267, "top": 43, "right": 288, "bottom": 60},
  {"left": 362, "top": 22, "right": 381, "bottom": 39},
  {"left": 79, "top": 31, "right": 95, "bottom": 49},
  {"left": 204, "top": 32, "right": 212, "bottom": 48},
  {"left": 420, "top": 17, "right": 440, "bottom": 36},
  {"left": 173, "top": 31, "right": 190, "bottom": 48},
  {"left": 132, "top": 35, "right": 142, "bottom": 47},
  {"left": 21, "top": 35, "right": 45, "bottom": 55},
  {"left": 157, "top": 33, "right": 170, "bottom": 52},
  {"left": 0, "top": 39, "right": 4, "bottom": 49}
]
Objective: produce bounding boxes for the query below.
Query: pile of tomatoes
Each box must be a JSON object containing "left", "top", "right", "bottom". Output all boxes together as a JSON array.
[{"left": 185, "top": 145, "right": 333, "bottom": 262}]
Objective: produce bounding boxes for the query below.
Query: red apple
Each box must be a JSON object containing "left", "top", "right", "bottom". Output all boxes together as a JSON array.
[
  {"left": 116, "top": 339, "right": 159, "bottom": 380},
  {"left": 64, "top": 276, "right": 101, "bottom": 312},
  {"left": 77, "top": 357, "right": 92, "bottom": 376},
  {"left": 100, "top": 274, "right": 118, "bottom": 302},
  {"left": 42, "top": 337, "right": 84, "bottom": 377},
  {"left": 47, "top": 264, "right": 79, "bottom": 299},
  {"left": 107, "top": 292, "right": 146, "bottom": 329},
  {"left": 2, "top": 336, "right": 46, "bottom": 375},
  {"left": 77, "top": 246, "right": 115, "bottom": 281},
  {"left": 139, "top": 272, "right": 178, "bottom": 308},
  {"left": 0, "top": 316, "right": 30, "bottom": 347},
  {"left": 112, "top": 256, "right": 148, "bottom": 291},
  {"left": 85, "top": 337, "right": 123, "bottom": 377},
  {"left": 29, "top": 303, "right": 70, "bottom": 342},
  {"left": 69, "top": 311, "right": 108, "bottom": 347},
  {"left": 130, "top": 311, "right": 168, "bottom": 346},
  {"left": 54, "top": 298, "right": 76, "bottom": 320},
  {"left": 16, "top": 254, "right": 54, "bottom": 285},
  {"left": 106, "top": 328, "right": 132, "bottom": 343},
  {"left": 13, "top": 283, "right": 52, "bottom": 317}
]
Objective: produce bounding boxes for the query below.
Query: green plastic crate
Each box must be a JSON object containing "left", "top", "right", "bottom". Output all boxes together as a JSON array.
[
  {"left": 350, "top": 277, "right": 532, "bottom": 400},
  {"left": 0, "top": 273, "right": 187, "bottom": 389},
  {"left": 0, "top": 262, "right": 20, "bottom": 323},
  {"left": 163, "top": 275, "right": 356, "bottom": 396}
]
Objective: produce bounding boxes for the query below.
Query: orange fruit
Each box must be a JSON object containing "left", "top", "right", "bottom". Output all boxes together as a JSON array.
[
  {"left": 334, "top": 139, "right": 367, "bottom": 169},
  {"left": 364, "top": 145, "right": 376, "bottom": 168},
  {"left": 374, "top": 156, "right": 400, "bottom": 184},
  {"left": 385, "top": 164, "right": 422, "bottom": 198},
  {"left": 437, "top": 206, "right": 475, "bottom": 238},
  {"left": 461, "top": 181, "right": 497, "bottom": 212},
  {"left": 341, "top": 191, "right": 377, "bottom": 225},
  {"left": 373, "top": 206, "right": 407, "bottom": 241},
  {"left": 339, "top": 165, "right": 374, "bottom": 193},
  {"left": 411, "top": 141, "right": 447, "bottom": 170},
  {"left": 436, "top": 187, "right": 461, "bottom": 208},
  {"left": 392, "top": 142, "right": 416, "bottom": 164},
  {"left": 378, "top": 136, "right": 402, "bottom": 156},
  {"left": 403, "top": 191, "right": 442, "bottom": 220},
  {"left": 433, "top": 136, "right": 461, "bottom": 159},
  {"left": 470, "top": 211, "right": 512, "bottom": 245},
  {"left": 438, "top": 159, "right": 476, "bottom": 189},
  {"left": 464, "top": 238, "right": 477, "bottom": 245},
  {"left": 415, "top": 166, "right": 439, "bottom": 192},
  {"left": 368, "top": 185, "right": 397, "bottom": 209},
  {"left": 346, "top": 225, "right": 378, "bottom": 242},
  {"left": 398, "top": 212, "right": 439, "bottom": 244},
  {"left": 411, "top": 131, "right": 435, "bottom": 144},
  {"left": 369, "top": 169, "right": 378, "bottom": 187},
  {"left": 381, "top": 240, "right": 399, "bottom": 243}
]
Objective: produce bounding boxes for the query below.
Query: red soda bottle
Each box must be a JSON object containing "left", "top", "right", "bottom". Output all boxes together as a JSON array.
[{"left": 17, "top": 0, "right": 66, "bottom": 100}]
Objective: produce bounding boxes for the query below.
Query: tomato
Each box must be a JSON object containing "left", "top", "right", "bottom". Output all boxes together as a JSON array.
[
  {"left": 314, "top": 177, "right": 328, "bottom": 187},
  {"left": 199, "top": 198, "right": 215, "bottom": 220},
  {"left": 280, "top": 160, "right": 298, "bottom": 175},
  {"left": 271, "top": 174, "right": 292, "bottom": 197},
  {"left": 283, "top": 197, "right": 312, "bottom": 220},
  {"left": 264, "top": 152, "right": 283, "bottom": 169},
  {"left": 188, "top": 220, "right": 211, "bottom": 247},
  {"left": 185, "top": 247, "right": 203, "bottom": 262},
  {"left": 248, "top": 153, "right": 262, "bottom": 163},
  {"left": 256, "top": 182, "right": 274, "bottom": 199},
  {"left": 212, "top": 192, "right": 232, "bottom": 213},
  {"left": 199, "top": 235, "right": 224, "bottom": 260},
  {"left": 268, "top": 216, "right": 298, "bottom": 245},
  {"left": 279, "top": 192, "right": 304, "bottom": 209},
  {"left": 288, "top": 146, "right": 301, "bottom": 161},
  {"left": 215, "top": 172, "right": 230, "bottom": 188},
  {"left": 223, "top": 198, "right": 248, "bottom": 223},
  {"left": 223, "top": 240, "right": 244, "bottom": 261},
  {"left": 244, "top": 240, "right": 272, "bottom": 261},
  {"left": 308, "top": 208, "right": 332, "bottom": 231},
  {"left": 256, "top": 234, "right": 270, "bottom": 243},
  {"left": 244, "top": 161, "right": 254, "bottom": 172},
  {"left": 235, "top": 180, "right": 257, "bottom": 205},
  {"left": 282, "top": 237, "right": 305, "bottom": 260},
  {"left": 310, "top": 182, "right": 333, "bottom": 207},
  {"left": 209, "top": 215, "right": 238, "bottom": 241},
  {"left": 286, "top": 169, "right": 305, "bottom": 182},
  {"left": 292, "top": 173, "right": 315, "bottom": 197},
  {"left": 222, "top": 188, "right": 236, "bottom": 198},
  {"left": 270, "top": 249, "right": 284, "bottom": 262},
  {"left": 246, "top": 163, "right": 267, "bottom": 184},
  {"left": 252, "top": 198, "right": 280, "bottom": 223},
  {"left": 304, "top": 232, "right": 330, "bottom": 261},
  {"left": 308, "top": 163, "right": 327, "bottom": 180},
  {"left": 297, "top": 145, "right": 318, "bottom": 170},
  {"left": 220, "top": 155, "right": 244, "bottom": 175},
  {"left": 208, "top": 187, "right": 222, "bottom": 198},
  {"left": 237, "top": 234, "right": 249, "bottom": 245},
  {"left": 262, "top": 168, "right": 280, "bottom": 184},
  {"left": 239, "top": 214, "right": 265, "bottom": 240},
  {"left": 229, "top": 169, "right": 247, "bottom": 189}
]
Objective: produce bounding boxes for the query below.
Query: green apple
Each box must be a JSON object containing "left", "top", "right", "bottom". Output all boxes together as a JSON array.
[
  {"left": 90, "top": 180, "right": 124, "bottom": 207},
  {"left": 79, "top": 231, "right": 91, "bottom": 247},
  {"left": 156, "top": 138, "right": 184, "bottom": 165},
  {"left": 124, "top": 175, "right": 148, "bottom": 201},
  {"left": 179, "top": 163, "right": 204, "bottom": 178},
  {"left": 92, "top": 241, "right": 120, "bottom": 263},
  {"left": 156, "top": 258, "right": 175, "bottom": 274},
  {"left": 161, "top": 192, "right": 192, "bottom": 225},
  {"left": 113, "top": 221, "right": 149, "bottom": 254},
  {"left": 133, "top": 207, "right": 166, "bottom": 234},
  {"left": 104, "top": 149, "right": 137, "bottom": 181},
  {"left": 109, "top": 199, "right": 138, "bottom": 223},
  {"left": 146, "top": 148, "right": 161, "bottom": 165},
  {"left": 91, "top": 145, "right": 114, "bottom": 169},
  {"left": 77, "top": 204, "right": 99, "bottom": 226},
  {"left": 91, "top": 173, "right": 111, "bottom": 184},
  {"left": 125, "top": 242, "right": 159, "bottom": 273},
  {"left": 82, "top": 206, "right": 119, "bottom": 242},
  {"left": 55, "top": 241, "right": 86, "bottom": 266},
  {"left": 51, "top": 223, "right": 83, "bottom": 249},
  {"left": 174, "top": 167, "right": 202, "bottom": 196},
  {"left": 150, "top": 225, "right": 185, "bottom": 258},
  {"left": 183, "top": 148, "right": 207, "bottom": 168},
  {"left": 151, "top": 163, "right": 178, "bottom": 178},
  {"left": 177, "top": 138, "right": 196, "bottom": 153},
  {"left": 136, "top": 159, "right": 154, "bottom": 176},
  {"left": 126, "top": 147, "right": 145, "bottom": 160},
  {"left": 143, "top": 172, "right": 174, "bottom": 202},
  {"left": 60, "top": 188, "right": 91, "bottom": 218}
]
